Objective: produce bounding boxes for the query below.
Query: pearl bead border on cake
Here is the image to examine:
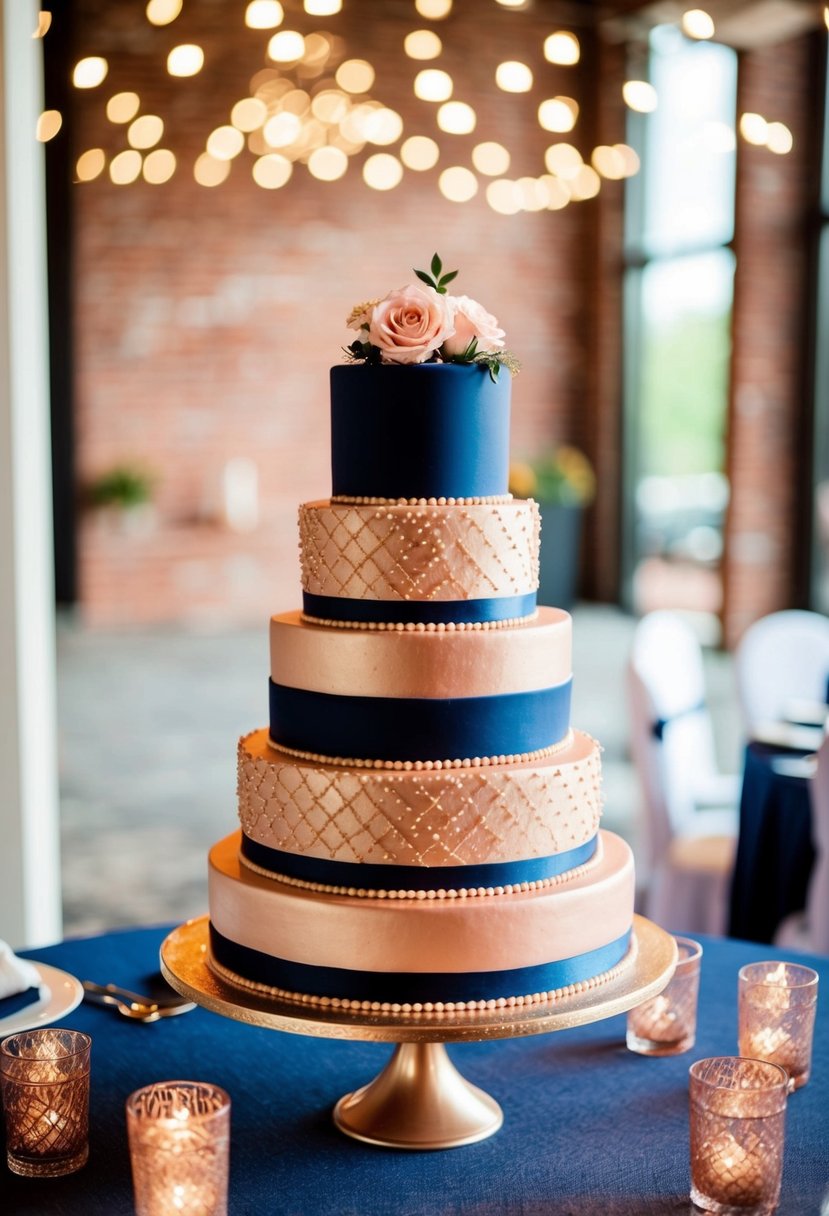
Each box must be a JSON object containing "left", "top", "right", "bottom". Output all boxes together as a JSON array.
[
  {"left": 265, "top": 729, "right": 575, "bottom": 771},
  {"left": 330, "top": 494, "right": 515, "bottom": 506},
  {"left": 299, "top": 612, "right": 539, "bottom": 632},
  {"left": 237, "top": 852, "right": 596, "bottom": 900},
  {"left": 207, "top": 936, "right": 638, "bottom": 1015}
]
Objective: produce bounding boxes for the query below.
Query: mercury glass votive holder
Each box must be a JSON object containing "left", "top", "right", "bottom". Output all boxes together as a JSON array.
[
  {"left": 127, "top": 1081, "right": 231, "bottom": 1216},
  {"left": 690, "top": 1056, "right": 788, "bottom": 1216},
  {"left": 738, "top": 961, "right": 819, "bottom": 1091},
  {"left": 626, "top": 935, "right": 702, "bottom": 1055},
  {"left": 0, "top": 1028, "right": 91, "bottom": 1177}
]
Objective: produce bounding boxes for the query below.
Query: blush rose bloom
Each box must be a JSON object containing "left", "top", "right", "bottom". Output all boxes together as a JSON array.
[
  {"left": 368, "top": 283, "right": 456, "bottom": 365},
  {"left": 441, "top": 295, "right": 505, "bottom": 357}
]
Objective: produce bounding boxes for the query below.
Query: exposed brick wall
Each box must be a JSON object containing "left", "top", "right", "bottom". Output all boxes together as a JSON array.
[
  {"left": 61, "top": 0, "right": 626, "bottom": 626},
  {"left": 722, "top": 32, "right": 822, "bottom": 647},
  {"left": 581, "top": 33, "right": 626, "bottom": 603}
]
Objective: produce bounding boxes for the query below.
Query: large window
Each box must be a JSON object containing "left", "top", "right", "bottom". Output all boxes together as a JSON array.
[
  {"left": 811, "top": 54, "right": 829, "bottom": 613},
  {"left": 623, "top": 27, "right": 738, "bottom": 627}
]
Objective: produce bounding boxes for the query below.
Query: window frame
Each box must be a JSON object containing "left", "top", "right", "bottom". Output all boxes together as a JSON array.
[{"left": 620, "top": 31, "right": 739, "bottom": 611}]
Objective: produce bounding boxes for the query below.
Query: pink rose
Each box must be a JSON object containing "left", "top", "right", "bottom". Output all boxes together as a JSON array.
[
  {"left": 346, "top": 299, "right": 379, "bottom": 331},
  {"left": 441, "top": 295, "right": 505, "bottom": 356},
  {"left": 368, "top": 283, "right": 455, "bottom": 365}
]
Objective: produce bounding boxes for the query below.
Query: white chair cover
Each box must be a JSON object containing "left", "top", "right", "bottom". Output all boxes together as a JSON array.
[
  {"left": 627, "top": 612, "right": 738, "bottom": 936},
  {"left": 735, "top": 610, "right": 829, "bottom": 736}
]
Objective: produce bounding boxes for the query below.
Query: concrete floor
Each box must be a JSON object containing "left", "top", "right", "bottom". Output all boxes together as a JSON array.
[{"left": 57, "top": 605, "right": 742, "bottom": 936}]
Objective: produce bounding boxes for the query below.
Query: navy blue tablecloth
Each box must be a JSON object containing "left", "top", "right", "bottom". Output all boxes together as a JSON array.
[
  {"left": 3, "top": 926, "right": 828, "bottom": 1215},
  {"left": 729, "top": 743, "right": 816, "bottom": 943}
]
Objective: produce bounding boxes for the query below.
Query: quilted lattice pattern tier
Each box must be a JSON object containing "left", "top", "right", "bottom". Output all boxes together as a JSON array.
[
  {"left": 298, "top": 499, "right": 540, "bottom": 604},
  {"left": 237, "top": 728, "right": 602, "bottom": 868}
]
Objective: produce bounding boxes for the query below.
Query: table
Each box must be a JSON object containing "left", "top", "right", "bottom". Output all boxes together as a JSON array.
[
  {"left": 729, "top": 743, "right": 816, "bottom": 943},
  {"left": 3, "top": 926, "right": 828, "bottom": 1215}
]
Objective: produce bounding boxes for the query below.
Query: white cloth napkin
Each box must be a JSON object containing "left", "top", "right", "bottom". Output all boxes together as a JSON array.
[{"left": 0, "top": 940, "right": 41, "bottom": 998}]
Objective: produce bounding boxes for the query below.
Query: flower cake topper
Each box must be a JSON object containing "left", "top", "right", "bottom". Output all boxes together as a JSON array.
[{"left": 345, "top": 254, "right": 519, "bottom": 380}]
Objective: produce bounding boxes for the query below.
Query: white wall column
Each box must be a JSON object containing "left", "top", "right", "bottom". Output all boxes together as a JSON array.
[{"left": 0, "top": 0, "right": 62, "bottom": 948}]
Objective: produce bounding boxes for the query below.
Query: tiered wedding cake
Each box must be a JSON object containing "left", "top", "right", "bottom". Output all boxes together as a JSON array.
[{"left": 207, "top": 261, "right": 635, "bottom": 1012}]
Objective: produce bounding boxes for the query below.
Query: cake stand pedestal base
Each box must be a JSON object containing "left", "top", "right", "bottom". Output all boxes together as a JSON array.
[
  {"left": 333, "top": 1042, "right": 503, "bottom": 1149},
  {"left": 161, "top": 915, "right": 676, "bottom": 1151}
]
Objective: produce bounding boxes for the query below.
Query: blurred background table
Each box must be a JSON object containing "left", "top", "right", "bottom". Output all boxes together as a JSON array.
[
  {"left": 3, "top": 926, "right": 827, "bottom": 1215},
  {"left": 729, "top": 742, "right": 815, "bottom": 943}
]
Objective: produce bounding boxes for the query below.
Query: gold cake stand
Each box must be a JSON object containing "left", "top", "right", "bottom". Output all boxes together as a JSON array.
[{"left": 161, "top": 914, "right": 675, "bottom": 1151}]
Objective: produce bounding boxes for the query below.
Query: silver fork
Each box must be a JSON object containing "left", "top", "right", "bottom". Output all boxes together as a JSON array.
[{"left": 82, "top": 980, "right": 195, "bottom": 1021}]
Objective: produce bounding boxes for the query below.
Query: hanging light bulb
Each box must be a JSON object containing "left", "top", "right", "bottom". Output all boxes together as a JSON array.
[
  {"left": 36, "top": 111, "right": 62, "bottom": 141},
  {"left": 765, "top": 121, "right": 793, "bottom": 154},
  {"left": 437, "top": 101, "right": 476, "bottom": 134},
  {"left": 106, "top": 92, "right": 141, "bottom": 123},
  {"left": 472, "top": 142, "right": 510, "bottom": 176},
  {"left": 681, "top": 9, "right": 715, "bottom": 38},
  {"left": 246, "top": 1, "right": 283, "bottom": 27},
  {"left": 143, "top": 150, "right": 176, "bottom": 183},
  {"left": 543, "top": 32, "right": 579, "bottom": 66},
  {"left": 76, "top": 149, "right": 106, "bottom": 181},
  {"left": 495, "top": 61, "right": 533, "bottom": 93},
  {"left": 401, "top": 136, "right": 440, "bottom": 170},
  {"left": 414, "top": 69, "right": 453, "bottom": 101},
  {"left": 415, "top": 0, "right": 452, "bottom": 17},
  {"left": 167, "top": 45, "right": 204, "bottom": 76},
  {"left": 73, "top": 57, "right": 108, "bottom": 88},
  {"left": 404, "top": 30, "right": 442, "bottom": 60},
  {"left": 739, "top": 112, "right": 768, "bottom": 145},
  {"left": 622, "top": 80, "right": 657, "bottom": 112},
  {"left": 146, "top": 0, "right": 182, "bottom": 25},
  {"left": 363, "top": 153, "right": 403, "bottom": 190},
  {"left": 439, "top": 166, "right": 478, "bottom": 202}
]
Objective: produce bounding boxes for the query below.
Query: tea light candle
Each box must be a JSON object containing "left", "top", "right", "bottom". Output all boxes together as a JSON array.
[
  {"left": 760, "top": 963, "right": 791, "bottom": 1011},
  {"left": 689, "top": 1057, "right": 788, "bottom": 1215},
  {"left": 695, "top": 1131, "right": 767, "bottom": 1208},
  {"left": 127, "top": 1081, "right": 231, "bottom": 1216},
  {"left": 739, "top": 961, "right": 819, "bottom": 1090},
  {"left": 748, "top": 1025, "right": 790, "bottom": 1056},
  {"left": 0, "top": 1029, "right": 92, "bottom": 1178},
  {"left": 627, "top": 937, "right": 702, "bottom": 1056},
  {"left": 637, "top": 994, "right": 676, "bottom": 1038}
]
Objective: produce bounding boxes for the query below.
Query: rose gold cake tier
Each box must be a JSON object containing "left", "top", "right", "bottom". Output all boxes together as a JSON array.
[
  {"left": 238, "top": 727, "right": 602, "bottom": 872},
  {"left": 162, "top": 914, "right": 675, "bottom": 1041},
  {"left": 207, "top": 829, "right": 634, "bottom": 1009},
  {"left": 269, "top": 606, "right": 570, "bottom": 699},
  {"left": 299, "top": 498, "right": 540, "bottom": 608}
]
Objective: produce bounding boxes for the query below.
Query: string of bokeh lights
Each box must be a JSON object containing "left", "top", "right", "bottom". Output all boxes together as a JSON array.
[{"left": 34, "top": 0, "right": 803, "bottom": 212}]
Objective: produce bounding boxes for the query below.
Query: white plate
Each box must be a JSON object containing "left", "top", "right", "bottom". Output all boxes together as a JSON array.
[{"left": 0, "top": 963, "right": 83, "bottom": 1036}]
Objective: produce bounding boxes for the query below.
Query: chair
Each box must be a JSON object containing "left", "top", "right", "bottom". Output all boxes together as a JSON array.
[
  {"left": 775, "top": 734, "right": 829, "bottom": 956},
  {"left": 735, "top": 610, "right": 829, "bottom": 737},
  {"left": 627, "top": 612, "right": 739, "bottom": 936}
]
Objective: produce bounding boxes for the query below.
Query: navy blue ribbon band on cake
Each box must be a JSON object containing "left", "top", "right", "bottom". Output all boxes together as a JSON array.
[
  {"left": 209, "top": 924, "right": 632, "bottom": 1005},
  {"left": 268, "top": 678, "right": 572, "bottom": 762},
  {"left": 240, "top": 833, "right": 598, "bottom": 892},
  {"left": 302, "top": 591, "right": 538, "bottom": 627}
]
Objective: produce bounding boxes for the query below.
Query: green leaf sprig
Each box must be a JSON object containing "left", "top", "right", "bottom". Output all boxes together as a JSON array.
[{"left": 413, "top": 252, "right": 458, "bottom": 295}]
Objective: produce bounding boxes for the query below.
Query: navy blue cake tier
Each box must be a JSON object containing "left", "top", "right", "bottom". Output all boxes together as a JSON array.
[{"left": 330, "top": 362, "right": 510, "bottom": 501}]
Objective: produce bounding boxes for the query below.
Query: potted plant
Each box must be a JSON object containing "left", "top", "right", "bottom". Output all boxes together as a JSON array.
[
  {"left": 509, "top": 446, "right": 595, "bottom": 609},
  {"left": 84, "top": 464, "right": 157, "bottom": 536}
]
